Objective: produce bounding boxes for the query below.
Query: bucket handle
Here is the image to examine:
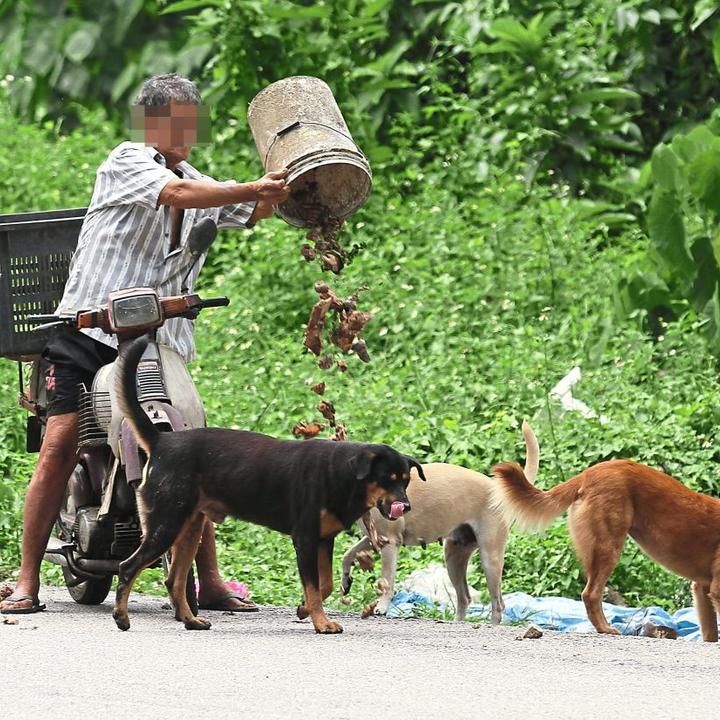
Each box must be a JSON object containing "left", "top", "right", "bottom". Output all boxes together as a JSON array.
[{"left": 264, "top": 121, "right": 359, "bottom": 167}]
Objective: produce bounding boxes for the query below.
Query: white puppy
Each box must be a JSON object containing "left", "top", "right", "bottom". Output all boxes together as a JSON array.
[{"left": 341, "top": 422, "right": 539, "bottom": 621}]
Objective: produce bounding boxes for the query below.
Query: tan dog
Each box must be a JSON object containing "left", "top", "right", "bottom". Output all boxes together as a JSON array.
[
  {"left": 491, "top": 459, "right": 720, "bottom": 642},
  {"left": 341, "top": 422, "right": 539, "bottom": 622}
]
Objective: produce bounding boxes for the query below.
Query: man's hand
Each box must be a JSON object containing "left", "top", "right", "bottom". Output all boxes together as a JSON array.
[
  {"left": 253, "top": 169, "right": 290, "bottom": 203},
  {"left": 248, "top": 200, "right": 275, "bottom": 225}
]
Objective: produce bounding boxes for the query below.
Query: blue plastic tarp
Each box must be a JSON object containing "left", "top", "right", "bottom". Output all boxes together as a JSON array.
[{"left": 387, "top": 590, "right": 702, "bottom": 640}]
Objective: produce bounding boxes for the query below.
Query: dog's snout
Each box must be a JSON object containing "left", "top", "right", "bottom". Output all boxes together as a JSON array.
[{"left": 403, "top": 501, "right": 411, "bottom": 514}]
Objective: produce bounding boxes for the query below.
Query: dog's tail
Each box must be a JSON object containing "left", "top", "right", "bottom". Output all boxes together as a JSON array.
[
  {"left": 114, "top": 334, "right": 159, "bottom": 455},
  {"left": 490, "top": 461, "right": 582, "bottom": 533},
  {"left": 520, "top": 420, "right": 540, "bottom": 484}
]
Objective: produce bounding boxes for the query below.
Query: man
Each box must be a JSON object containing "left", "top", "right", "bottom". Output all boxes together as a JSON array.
[{"left": 0, "top": 73, "right": 290, "bottom": 614}]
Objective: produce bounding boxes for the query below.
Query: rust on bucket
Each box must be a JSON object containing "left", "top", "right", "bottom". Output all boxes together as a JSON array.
[{"left": 248, "top": 76, "right": 372, "bottom": 227}]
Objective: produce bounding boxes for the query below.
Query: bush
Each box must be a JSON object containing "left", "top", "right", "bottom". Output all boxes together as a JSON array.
[
  {"left": 616, "top": 115, "right": 720, "bottom": 354},
  {"left": 0, "top": 89, "right": 117, "bottom": 212}
]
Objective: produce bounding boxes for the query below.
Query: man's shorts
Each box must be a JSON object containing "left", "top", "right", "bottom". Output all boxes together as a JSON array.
[{"left": 42, "top": 327, "right": 117, "bottom": 417}]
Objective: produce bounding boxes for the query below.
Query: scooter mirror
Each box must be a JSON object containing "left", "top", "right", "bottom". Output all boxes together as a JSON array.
[
  {"left": 181, "top": 217, "right": 218, "bottom": 292},
  {"left": 187, "top": 217, "right": 217, "bottom": 258}
]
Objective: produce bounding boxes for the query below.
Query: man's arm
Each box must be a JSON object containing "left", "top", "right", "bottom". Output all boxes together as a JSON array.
[{"left": 158, "top": 170, "right": 289, "bottom": 210}]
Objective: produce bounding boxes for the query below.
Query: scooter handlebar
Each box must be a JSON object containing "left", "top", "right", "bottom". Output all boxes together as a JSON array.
[
  {"left": 162, "top": 294, "right": 229, "bottom": 320},
  {"left": 32, "top": 291, "right": 231, "bottom": 336},
  {"left": 196, "top": 296, "right": 230, "bottom": 309}
]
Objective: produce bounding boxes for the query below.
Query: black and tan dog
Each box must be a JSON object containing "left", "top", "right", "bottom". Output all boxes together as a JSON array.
[{"left": 113, "top": 335, "right": 425, "bottom": 634}]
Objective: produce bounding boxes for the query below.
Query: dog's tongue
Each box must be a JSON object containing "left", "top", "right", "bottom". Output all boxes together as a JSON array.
[{"left": 389, "top": 501, "right": 405, "bottom": 519}]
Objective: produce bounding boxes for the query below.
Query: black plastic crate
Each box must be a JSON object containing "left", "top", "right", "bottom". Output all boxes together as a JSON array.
[{"left": 0, "top": 208, "right": 87, "bottom": 358}]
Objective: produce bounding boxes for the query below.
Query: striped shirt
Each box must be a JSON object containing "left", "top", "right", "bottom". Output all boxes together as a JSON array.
[{"left": 56, "top": 141, "right": 255, "bottom": 361}]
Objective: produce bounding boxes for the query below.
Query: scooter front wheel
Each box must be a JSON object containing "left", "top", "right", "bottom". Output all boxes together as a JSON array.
[{"left": 62, "top": 566, "right": 113, "bottom": 605}]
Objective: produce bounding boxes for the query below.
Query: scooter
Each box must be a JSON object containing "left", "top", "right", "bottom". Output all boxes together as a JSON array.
[{"left": 20, "top": 218, "right": 225, "bottom": 608}]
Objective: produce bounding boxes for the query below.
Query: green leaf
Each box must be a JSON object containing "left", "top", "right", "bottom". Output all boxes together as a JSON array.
[
  {"left": 361, "top": 0, "right": 391, "bottom": 18},
  {"left": 112, "top": 0, "right": 144, "bottom": 45},
  {"left": 615, "top": 7, "right": 639, "bottom": 33},
  {"left": 24, "top": 26, "right": 56, "bottom": 75},
  {"left": 0, "top": 24, "right": 23, "bottom": 68},
  {"left": 365, "top": 39, "right": 412, "bottom": 75},
  {"left": 690, "top": 236, "right": 720, "bottom": 310},
  {"left": 55, "top": 63, "right": 90, "bottom": 98},
  {"left": 587, "top": 313, "right": 614, "bottom": 365},
  {"left": 574, "top": 87, "right": 641, "bottom": 104},
  {"left": 64, "top": 22, "right": 101, "bottom": 63},
  {"left": 713, "top": 22, "right": 720, "bottom": 74},
  {"left": 357, "top": 78, "right": 413, "bottom": 111},
  {"left": 159, "top": 0, "right": 225, "bottom": 14},
  {"left": 140, "top": 40, "right": 176, "bottom": 76},
  {"left": 614, "top": 268, "right": 671, "bottom": 318},
  {"left": 488, "top": 18, "right": 541, "bottom": 56},
  {"left": 367, "top": 144, "right": 394, "bottom": 163},
  {"left": 638, "top": 160, "right": 653, "bottom": 188},
  {"left": 712, "top": 227, "right": 720, "bottom": 268},
  {"left": 534, "top": 11, "right": 561, "bottom": 38},
  {"left": 651, "top": 143, "right": 679, "bottom": 192},
  {"left": 111, "top": 62, "right": 137, "bottom": 103},
  {"left": 691, "top": 0, "right": 718, "bottom": 31},
  {"left": 263, "top": 3, "right": 331, "bottom": 20},
  {"left": 671, "top": 125, "right": 717, "bottom": 164},
  {"left": 647, "top": 187, "right": 694, "bottom": 281},
  {"left": 562, "top": 133, "right": 591, "bottom": 161},
  {"left": 176, "top": 40, "right": 213, "bottom": 76},
  {"left": 706, "top": 283, "right": 720, "bottom": 353},
  {"left": 595, "top": 133, "right": 643, "bottom": 154},
  {"left": 688, "top": 143, "right": 720, "bottom": 215},
  {"left": 476, "top": 39, "right": 524, "bottom": 55},
  {"left": 575, "top": 200, "right": 617, "bottom": 218},
  {"left": 594, "top": 212, "right": 637, "bottom": 227}
]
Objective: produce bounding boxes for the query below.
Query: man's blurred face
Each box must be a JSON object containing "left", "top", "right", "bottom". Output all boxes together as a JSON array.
[{"left": 132, "top": 101, "right": 202, "bottom": 166}]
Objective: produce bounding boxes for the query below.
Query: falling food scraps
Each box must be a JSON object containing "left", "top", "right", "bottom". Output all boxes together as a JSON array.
[
  {"left": 300, "top": 214, "right": 346, "bottom": 274},
  {"left": 293, "top": 213, "right": 372, "bottom": 441},
  {"left": 303, "top": 281, "right": 372, "bottom": 362}
]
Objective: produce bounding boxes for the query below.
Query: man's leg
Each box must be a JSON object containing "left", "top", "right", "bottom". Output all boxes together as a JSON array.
[
  {"left": 0, "top": 413, "right": 79, "bottom": 612},
  {"left": 194, "top": 518, "right": 257, "bottom": 610}
]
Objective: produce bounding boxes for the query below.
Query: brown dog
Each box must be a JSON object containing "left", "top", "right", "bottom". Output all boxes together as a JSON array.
[{"left": 491, "top": 459, "right": 720, "bottom": 641}]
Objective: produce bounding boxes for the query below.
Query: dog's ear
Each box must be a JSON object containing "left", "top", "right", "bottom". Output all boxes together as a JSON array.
[
  {"left": 406, "top": 456, "right": 426, "bottom": 481},
  {"left": 348, "top": 450, "right": 376, "bottom": 481}
]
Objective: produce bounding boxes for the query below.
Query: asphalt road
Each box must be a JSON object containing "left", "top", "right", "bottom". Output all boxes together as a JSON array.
[{"left": 2, "top": 586, "right": 719, "bottom": 720}]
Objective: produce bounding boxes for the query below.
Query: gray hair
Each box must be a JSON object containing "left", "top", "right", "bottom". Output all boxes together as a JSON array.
[{"left": 135, "top": 73, "right": 201, "bottom": 107}]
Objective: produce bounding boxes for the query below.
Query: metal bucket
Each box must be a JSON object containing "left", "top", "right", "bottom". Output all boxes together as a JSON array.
[{"left": 247, "top": 76, "right": 372, "bottom": 227}]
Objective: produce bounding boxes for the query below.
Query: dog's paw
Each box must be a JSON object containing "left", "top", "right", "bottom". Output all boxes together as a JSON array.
[
  {"left": 374, "top": 601, "right": 389, "bottom": 616},
  {"left": 113, "top": 609, "right": 130, "bottom": 631},
  {"left": 184, "top": 615, "right": 212, "bottom": 630},
  {"left": 296, "top": 604, "right": 310, "bottom": 620},
  {"left": 314, "top": 619, "right": 343, "bottom": 634}
]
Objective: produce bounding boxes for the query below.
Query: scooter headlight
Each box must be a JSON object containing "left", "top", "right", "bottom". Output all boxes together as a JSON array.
[{"left": 108, "top": 289, "right": 162, "bottom": 331}]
